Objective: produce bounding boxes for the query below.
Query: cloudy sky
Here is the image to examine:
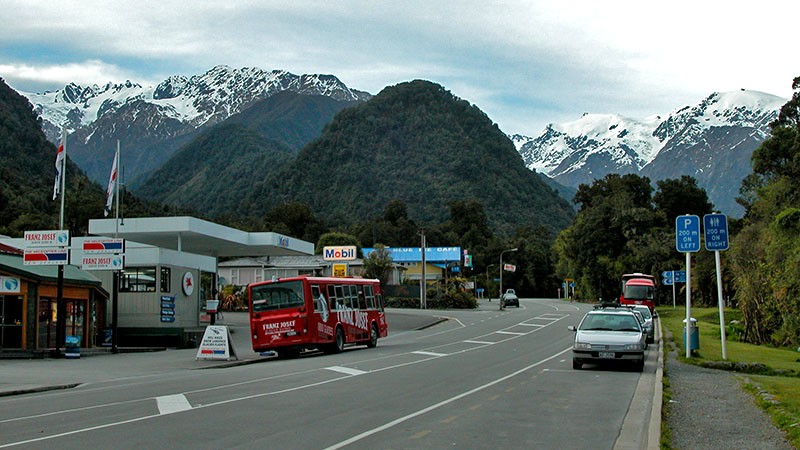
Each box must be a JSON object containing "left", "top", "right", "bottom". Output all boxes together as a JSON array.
[{"left": 1, "top": 1, "right": 797, "bottom": 135}]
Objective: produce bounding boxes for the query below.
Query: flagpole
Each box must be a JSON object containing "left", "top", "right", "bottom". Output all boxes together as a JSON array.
[{"left": 56, "top": 127, "right": 67, "bottom": 357}]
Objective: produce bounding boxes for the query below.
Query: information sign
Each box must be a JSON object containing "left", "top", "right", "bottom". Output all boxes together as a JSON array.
[
  {"left": 81, "top": 254, "right": 124, "bottom": 271},
  {"left": 703, "top": 213, "right": 729, "bottom": 251},
  {"left": 24, "top": 230, "right": 69, "bottom": 247},
  {"left": 196, "top": 325, "right": 238, "bottom": 361},
  {"left": 675, "top": 215, "right": 701, "bottom": 252}
]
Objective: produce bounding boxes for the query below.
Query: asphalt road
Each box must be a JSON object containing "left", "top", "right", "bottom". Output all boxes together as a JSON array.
[{"left": 0, "top": 299, "right": 655, "bottom": 449}]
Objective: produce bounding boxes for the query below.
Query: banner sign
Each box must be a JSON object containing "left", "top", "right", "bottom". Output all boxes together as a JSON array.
[
  {"left": 23, "top": 248, "right": 68, "bottom": 265},
  {"left": 83, "top": 238, "right": 125, "bottom": 254},
  {"left": 503, "top": 263, "right": 516, "bottom": 272},
  {"left": 362, "top": 247, "right": 461, "bottom": 262}
]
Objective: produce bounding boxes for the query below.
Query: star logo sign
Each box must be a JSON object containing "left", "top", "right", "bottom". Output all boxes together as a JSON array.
[{"left": 182, "top": 272, "right": 195, "bottom": 296}]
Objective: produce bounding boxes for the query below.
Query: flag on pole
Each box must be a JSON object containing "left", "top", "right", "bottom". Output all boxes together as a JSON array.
[
  {"left": 52, "top": 130, "right": 66, "bottom": 200},
  {"left": 104, "top": 147, "right": 119, "bottom": 217}
]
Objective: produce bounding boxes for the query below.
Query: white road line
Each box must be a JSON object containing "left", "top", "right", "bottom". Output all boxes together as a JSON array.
[
  {"left": 156, "top": 394, "right": 192, "bottom": 415},
  {"left": 326, "top": 366, "right": 367, "bottom": 376},
  {"left": 463, "top": 340, "right": 494, "bottom": 345},
  {"left": 518, "top": 323, "right": 545, "bottom": 327},
  {"left": 412, "top": 351, "right": 447, "bottom": 357},
  {"left": 496, "top": 331, "right": 525, "bottom": 335},
  {"left": 324, "top": 347, "right": 573, "bottom": 450}
]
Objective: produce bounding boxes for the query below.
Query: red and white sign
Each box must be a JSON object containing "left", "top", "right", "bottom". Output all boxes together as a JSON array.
[
  {"left": 83, "top": 238, "right": 124, "bottom": 254},
  {"left": 23, "top": 248, "right": 69, "bottom": 265},
  {"left": 503, "top": 263, "right": 517, "bottom": 272},
  {"left": 182, "top": 271, "right": 195, "bottom": 296}
]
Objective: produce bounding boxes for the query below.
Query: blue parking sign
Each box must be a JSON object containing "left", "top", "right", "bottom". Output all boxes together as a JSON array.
[
  {"left": 703, "top": 213, "right": 729, "bottom": 251},
  {"left": 675, "top": 215, "right": 701, "bottom": 252}
]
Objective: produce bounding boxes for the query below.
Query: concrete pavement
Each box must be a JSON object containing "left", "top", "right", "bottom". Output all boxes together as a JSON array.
[{"left": 0, "top": 310, "right": 444, "bottom": 397}]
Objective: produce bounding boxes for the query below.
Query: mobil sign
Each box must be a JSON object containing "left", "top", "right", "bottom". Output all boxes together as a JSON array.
[{"left": 323, "top": 246, "right": 357, "bottom": 261}]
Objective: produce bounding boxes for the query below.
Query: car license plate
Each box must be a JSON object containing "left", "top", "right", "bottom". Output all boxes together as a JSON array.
[{"left": 599, "top": 351, "right": 615, "bottom": 359}]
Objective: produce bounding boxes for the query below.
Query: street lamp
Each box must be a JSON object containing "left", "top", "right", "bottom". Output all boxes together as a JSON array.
[{"left": 499, "top": 247, "right": 518, "bottom": 305}]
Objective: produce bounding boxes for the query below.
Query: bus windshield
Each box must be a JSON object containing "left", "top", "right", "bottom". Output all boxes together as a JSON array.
[
  {"left": 251, "top": 280, "right": 305, "bottom": 312},
  {"left": 624, "top": 284, "right": 653, "bottom": 301}
]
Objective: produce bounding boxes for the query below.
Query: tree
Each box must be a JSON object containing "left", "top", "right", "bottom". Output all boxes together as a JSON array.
[
  {"left": 315, "top": 232, "right": 360, "bottom": 255},
  {"left": 362, "top": 244, "right": 393, "bottom": 288},
  {"left": 729, "top": 75, "right": 800, "bottom": 346}
]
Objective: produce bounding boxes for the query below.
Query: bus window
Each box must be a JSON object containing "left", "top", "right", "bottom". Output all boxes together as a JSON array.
[
  {"left": 376, "top": 293, "right": 385, "bottom": 312},
  {"left": 336, "top": 285, "right": 346, "bottom": 309},
  {"left": 363, "top": 285, "right": 374, "bottom": 308},
  {"left": 347, "top": 285, "right": 358, "bottom": 308},
  {"left": 356, "top": 285, "right": 367, "bottom": 309},
  {"left": 250, "top": 280, "right": 304, "bottom": 312},
  {"left": 311, "top": 285, "right": 325, "bottom": 312}
]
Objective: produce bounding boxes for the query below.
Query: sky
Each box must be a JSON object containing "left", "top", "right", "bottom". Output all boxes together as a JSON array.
[{"left": 1, "top": 1, "right": 798, "bottom": 135}]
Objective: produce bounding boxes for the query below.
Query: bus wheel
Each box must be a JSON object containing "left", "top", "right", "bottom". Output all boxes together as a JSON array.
[
  {"left": 331, "top": 327, "right": 345, "bottom": 354},
  {"left": 367, "top": 323, "right": 379, "bottom": 348}
]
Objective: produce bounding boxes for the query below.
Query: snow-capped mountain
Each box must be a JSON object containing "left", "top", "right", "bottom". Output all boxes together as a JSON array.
[
  {"left": 516, "top": 90, "right": 786, "bottom": 216},
  {"left": 19, "top": 65, "right": 371, "bottom": 183}
]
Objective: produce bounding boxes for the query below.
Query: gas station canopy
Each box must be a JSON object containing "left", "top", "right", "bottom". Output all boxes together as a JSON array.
[{"left": 89, "top": 216, "right": 314, "bottom": 258}]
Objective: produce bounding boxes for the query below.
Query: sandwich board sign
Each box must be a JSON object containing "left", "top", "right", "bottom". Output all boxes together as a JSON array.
[{"left": 196, "top": 325, "right": 238, "bottom": 361}]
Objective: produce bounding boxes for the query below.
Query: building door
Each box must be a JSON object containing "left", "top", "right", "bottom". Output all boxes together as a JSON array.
[
  {"left": 38, "top": 299, "right": 86, "bottom": 349},
  {"left": 0, "top": 295, "right": 23, "bottom": 349}
]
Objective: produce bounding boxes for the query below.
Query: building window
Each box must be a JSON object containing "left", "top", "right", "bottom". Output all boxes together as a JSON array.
[
  {"left": 120, "top": 267, "right": 157, "bottom": 292},
  {"left": 160, "top": 267, "right": 171, "bottom": 292}
]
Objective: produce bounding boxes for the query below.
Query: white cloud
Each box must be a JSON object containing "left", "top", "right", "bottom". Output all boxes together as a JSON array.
[
  {"left": 0, "top": 60, "right": 149, "bottom": 91},
  {"left": 1, "top": 0, "right": 798, "bottom": 134}
]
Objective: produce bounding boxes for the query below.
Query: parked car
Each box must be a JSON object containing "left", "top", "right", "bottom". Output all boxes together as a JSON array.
[
  {"left": 501, "top": 289, "right": 519, "bottom": 307},
  {"left": 568, "top": 308, "right": 646, "bottom": 371},
  {"left": 631, "top": 305, "right": 655, "bottom": 344}
]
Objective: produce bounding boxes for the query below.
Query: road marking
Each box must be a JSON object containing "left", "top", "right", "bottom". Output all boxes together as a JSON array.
[
  {"left": 410, "top": 430, "right": 431, "bottom": 439},
  {"left": 156, "top": 394, "right": 192, "bottom": 415},
  {"left": 463, "top": 340, "right": 494, "bottom": 345},
  {"left": 324, "top": 347, "right": 572, "bottom": 450},
  {"left": 412, "top": 351, "right": 447, "bottom": 357},
  {"left": 326, "top": 366, "right": 367, "bottom": 376},
  {"left": 518, "top": 322, "right": 545, "bottom": 327},
  {"left": 496, "top": 330, "right": 525, "bottom": 335}
]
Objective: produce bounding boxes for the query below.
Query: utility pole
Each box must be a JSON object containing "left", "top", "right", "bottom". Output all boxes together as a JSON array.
[{"left": 419, "top": 229, "right": 426, "bottom": 309}]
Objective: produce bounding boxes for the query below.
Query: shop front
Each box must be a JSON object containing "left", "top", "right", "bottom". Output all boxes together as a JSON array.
[{"left": 0, "top": 251, "right": 107, "bottom": 354}]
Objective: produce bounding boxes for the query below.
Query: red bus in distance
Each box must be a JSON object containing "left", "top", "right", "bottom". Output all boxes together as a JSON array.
[
  {"left": 619, "top": 273, "right": 656, "bottom": 313},
  {"left": 248, "top": 276, "right": 388, "bottom": 357}
]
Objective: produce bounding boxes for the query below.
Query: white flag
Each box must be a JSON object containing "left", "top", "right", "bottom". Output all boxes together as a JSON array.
[
  {"left": 104, "top": 147, "right": 119, "bottom": 217},
  {"left": 52, "top": 131, "right": 66, "bottom": 200}
]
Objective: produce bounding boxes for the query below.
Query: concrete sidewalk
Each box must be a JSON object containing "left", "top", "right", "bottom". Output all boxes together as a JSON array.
[{"left": 0, "top": 310, "right": 443, "bottom": 397}]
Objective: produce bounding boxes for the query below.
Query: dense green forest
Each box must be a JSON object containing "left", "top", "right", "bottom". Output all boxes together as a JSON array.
[{"left": 245, "top": 80, "right": 575, "bottom": 235}]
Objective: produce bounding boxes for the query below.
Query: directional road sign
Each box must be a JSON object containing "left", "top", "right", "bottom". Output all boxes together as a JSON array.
[
  {"left": 675, "top": 215, "right": 701, "bottom": 252},
  {"left": 703, "top": 213, "right": 729, "bottom": 251}
]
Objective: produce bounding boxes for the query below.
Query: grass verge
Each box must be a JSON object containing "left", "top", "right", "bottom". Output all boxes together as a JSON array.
[{"left": 658, "top": 307, "right": 800, "bottom": 448}]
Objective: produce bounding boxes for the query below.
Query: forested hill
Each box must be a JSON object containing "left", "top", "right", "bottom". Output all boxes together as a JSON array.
[
  {"left": 0, "top": 77, "right": 63, "bottom": 235},
  {"left": 248, "top": 80, "right": 575, "bottom": 234}
]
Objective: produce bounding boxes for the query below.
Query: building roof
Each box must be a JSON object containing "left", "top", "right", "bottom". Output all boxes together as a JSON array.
[
  {"left": 89, "top": 216, "right": 314, "bottom": 258},
  {"left": 0, "top": 252, "right": 108, "bottom": 295}
]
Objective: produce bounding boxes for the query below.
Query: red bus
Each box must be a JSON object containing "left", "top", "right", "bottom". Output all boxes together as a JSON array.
[
  {"left": 619, "top": 273, "right": 656, "bottom": 312},
  {"left": 248, "top": 276, "right": 388, "bottom": 357}
]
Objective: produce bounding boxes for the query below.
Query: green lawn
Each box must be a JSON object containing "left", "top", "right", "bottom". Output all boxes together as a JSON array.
[{"left": 658, "top": 307, "right": 800, "bottom": 448}]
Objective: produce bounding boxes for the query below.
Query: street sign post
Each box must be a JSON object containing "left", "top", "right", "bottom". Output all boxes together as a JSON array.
[
  {"left": 675, "top": 215, "right": 699, "bottom": 358},
  {"left": 704, "top": 213, "right": 730, "bottom": 360}
]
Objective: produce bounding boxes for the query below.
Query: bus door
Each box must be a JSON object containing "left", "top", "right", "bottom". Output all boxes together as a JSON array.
[{"left": 311, "top": 284, "right": 334, "bottom": 342}]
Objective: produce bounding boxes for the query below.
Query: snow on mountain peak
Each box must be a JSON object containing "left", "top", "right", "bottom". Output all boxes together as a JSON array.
[{"left": 18, "top": 66, "right": 372, "bottom": 132}]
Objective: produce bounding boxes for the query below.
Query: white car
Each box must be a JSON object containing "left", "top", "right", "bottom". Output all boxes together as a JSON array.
[
  {"left": 631, "top": 305, "right": 655, "bottom": 344},
  {"left": 568, "top": 308, "right": 647, "bottom": 371}
]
